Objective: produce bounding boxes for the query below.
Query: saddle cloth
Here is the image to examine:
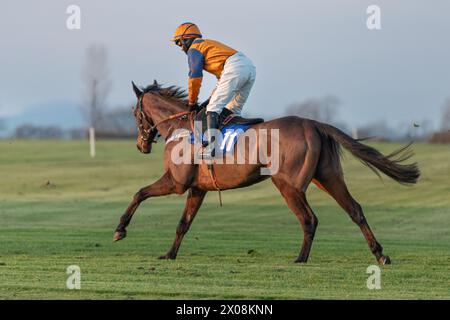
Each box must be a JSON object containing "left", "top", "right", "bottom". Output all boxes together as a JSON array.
[
  {"left": 193, "top": 108, "right": 264, "bottom": 154},
  {"left": 190, "top": 124, "right": 251, "bottom": 154},
  {"left": 166, "top": 109, "right": 264, "bottom": 155}
]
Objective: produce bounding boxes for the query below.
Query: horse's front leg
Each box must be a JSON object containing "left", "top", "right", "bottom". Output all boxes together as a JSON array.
[
  {"left": 159, "top": 187, "right": 207, "bottom": 260},
  {"left": 113, "top": 171, "right": 175, "bottom": 241}
]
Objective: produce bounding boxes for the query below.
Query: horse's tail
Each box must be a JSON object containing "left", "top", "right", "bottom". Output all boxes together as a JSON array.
[{"left": 314, "top": 121, "right": 420, "bottom": 185}]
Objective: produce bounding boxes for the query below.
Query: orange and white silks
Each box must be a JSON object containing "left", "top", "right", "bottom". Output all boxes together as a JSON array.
[{"left": 187, "top": 39, "right": 255, "bottom": 115}]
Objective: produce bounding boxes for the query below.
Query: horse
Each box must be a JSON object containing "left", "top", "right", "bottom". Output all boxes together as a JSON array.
[{"left": 113, "top": 80, "right": 420, "bottom": 265}]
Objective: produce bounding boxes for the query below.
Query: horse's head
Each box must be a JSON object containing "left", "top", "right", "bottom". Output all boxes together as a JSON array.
[
  {"left": 132, "top": 81, "right": 159, "bottom": 154},
  {"left": 132, "top": 80, "right": 190, "bottom": 154}
]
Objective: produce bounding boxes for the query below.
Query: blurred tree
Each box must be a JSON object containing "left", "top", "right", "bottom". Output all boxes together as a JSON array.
[
  {"left": 286, "top": 95, "right": 349, "bottom": 132},
  {"left": 81, "top": 44, "right": 111, "bottom": 157},
  {"left": 441, "top": 98, "right": 450, "bottom": 130},
  {"left": 81, "top": 44, "right": 111, "bottom": 129},
  {"left": 96, "top": 106, "right": 137, "bottom": 138},
  {"left": 356, "top": 120, "right": 392, "bottom": 141},
  {"left": 414, "top": 118, "right": 433, "bottom": 140},
  {"left": 429, "top": 98, "right": 450, "bottom": 143},
  {"left": 68, "top": 128, "right": 86, "bottom": 140},
  {"left": 15, "top": 124, "right": 63, "bottom": 139},
  {"left": 286, "top": 95, "right": 340, "bottom": 124}
]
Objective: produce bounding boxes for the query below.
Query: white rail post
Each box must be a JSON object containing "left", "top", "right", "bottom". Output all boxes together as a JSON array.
[
  {"left": 352, "top": 128, "right": 359, "bottom": 140},
  {"left": 89, "top": 126, "right": 96, "bottom": 158}
]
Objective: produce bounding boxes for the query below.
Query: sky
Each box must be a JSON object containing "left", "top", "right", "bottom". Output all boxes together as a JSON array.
[{"left": 1, "top": 0, "right": 449, "bottom": 134}]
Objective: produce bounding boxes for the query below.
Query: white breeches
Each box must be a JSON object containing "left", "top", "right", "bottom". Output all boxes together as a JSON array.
[{"left": 207, "top": 52, "right": 256, "bottom": 116}]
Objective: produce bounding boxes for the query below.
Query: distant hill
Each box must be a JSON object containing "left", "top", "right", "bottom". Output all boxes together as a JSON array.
[{"left": 1, "top": 101, "right": 84, "bottom": 137}]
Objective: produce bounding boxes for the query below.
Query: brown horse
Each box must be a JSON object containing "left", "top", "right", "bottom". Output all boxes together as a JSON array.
[{"left": 113, "top": 81, "right": 420, "bottom": 265}]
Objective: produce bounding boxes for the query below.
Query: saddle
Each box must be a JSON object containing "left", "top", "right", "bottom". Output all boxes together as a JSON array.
[{"left": 194, "top": 108, "right": 264, "bottom": 135}]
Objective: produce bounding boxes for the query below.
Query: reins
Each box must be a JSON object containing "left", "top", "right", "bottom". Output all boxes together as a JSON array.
[
  {"left": 150, "top": 110, "right": 192, "bottom": 132},
  {"left": 138, "top": 95, "right": 223, "bottom": 206}
]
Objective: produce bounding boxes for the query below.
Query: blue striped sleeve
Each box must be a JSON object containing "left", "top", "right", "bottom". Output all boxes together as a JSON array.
[{"left": 187, "top": 48, "right": 204, "bottom": 78}]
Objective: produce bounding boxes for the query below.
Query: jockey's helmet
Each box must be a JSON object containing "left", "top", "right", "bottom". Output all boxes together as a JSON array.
[{"left": 171, "top": 23, "right": 202, "bottom": 51}]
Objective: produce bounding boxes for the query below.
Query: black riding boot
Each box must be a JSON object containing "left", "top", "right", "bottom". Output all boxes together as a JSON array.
[{"left": 199, "top": 111, "right": 220, "bottom": 159}]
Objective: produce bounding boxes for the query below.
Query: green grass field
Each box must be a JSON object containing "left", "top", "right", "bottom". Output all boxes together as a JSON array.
[{"left": 0, "top": 139, "right": 449, "bottom": 299}]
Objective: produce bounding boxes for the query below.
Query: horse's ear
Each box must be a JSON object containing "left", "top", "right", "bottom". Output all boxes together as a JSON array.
[
  {"left": 153, "top": 79, "right": 158, "bottom": 86},
  {"left": 132, "top": 81, "right": 142, "bottom": 98}
]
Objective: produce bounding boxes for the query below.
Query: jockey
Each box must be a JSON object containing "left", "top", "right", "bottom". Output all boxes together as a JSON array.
[{"left": 171, "top": 22, "right": 256, "bottom": 158}]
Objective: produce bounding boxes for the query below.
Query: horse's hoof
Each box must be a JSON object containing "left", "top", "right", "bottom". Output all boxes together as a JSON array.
[
  {"left": 378, "top": 255, "right": 391, "bottom": 265},
  {"left": 294, "top": 258, "right": 307, "bottom": 264},
  {"left": 113, "top": 230, "right": 126, "bottom": 242}
]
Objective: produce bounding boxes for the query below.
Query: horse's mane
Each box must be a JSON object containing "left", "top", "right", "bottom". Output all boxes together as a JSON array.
[{"left": 143, "top": 81, "right": 188, "bottom": 105}]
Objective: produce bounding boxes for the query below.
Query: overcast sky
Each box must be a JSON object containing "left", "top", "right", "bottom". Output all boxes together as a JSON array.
[{"left": 1, "top": 0, "right": 449, "bottom": 132}]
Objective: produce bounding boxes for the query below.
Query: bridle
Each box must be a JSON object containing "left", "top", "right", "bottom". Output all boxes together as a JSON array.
[
  {"left": 136, "top": 93, "right": 194, "bottom": 143},
  {"left": 136, "top": 94, "right": 158, "bottom": 143}
]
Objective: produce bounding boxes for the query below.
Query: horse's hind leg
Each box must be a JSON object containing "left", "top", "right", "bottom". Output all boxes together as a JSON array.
[
  {"left": 272, "top": 178, "right": 318, "bottom": 263},
  {"left": 317, "top": 175, "right": 391, "bottom": 265},
  {"left": 159, "top": 187, "right": 206, "bottom": 260}
]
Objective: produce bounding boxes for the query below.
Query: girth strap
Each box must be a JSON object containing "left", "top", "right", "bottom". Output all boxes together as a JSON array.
[{"left": 207, "top": 163, "right": 222, "bottom": 206}]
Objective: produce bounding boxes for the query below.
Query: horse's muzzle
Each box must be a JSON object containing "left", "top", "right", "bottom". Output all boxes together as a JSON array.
[{"left": 137, "top": 144, "right": 151, "bottom": 154}]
